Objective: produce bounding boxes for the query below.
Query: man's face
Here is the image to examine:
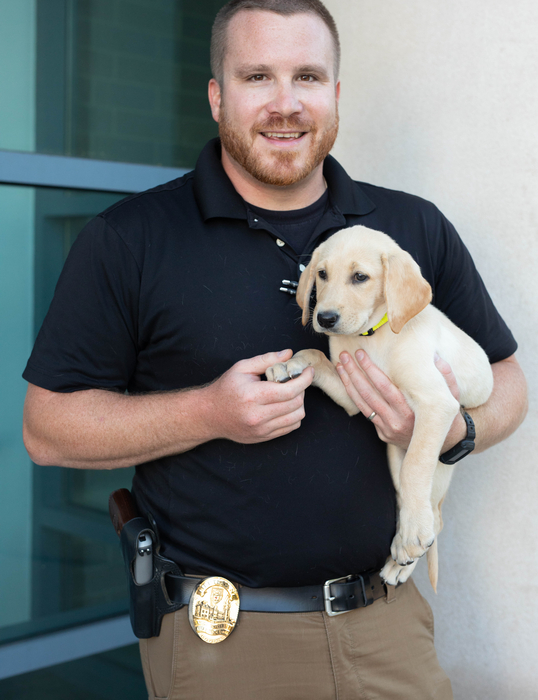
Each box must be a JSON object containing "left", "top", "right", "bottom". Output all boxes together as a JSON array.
[{"left": 209, "top": 10, "right": 340, "bottom": 188}]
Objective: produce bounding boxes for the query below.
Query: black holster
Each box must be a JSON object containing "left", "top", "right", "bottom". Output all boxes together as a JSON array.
[{"left": 120, "top": 515, "right": 184, "bottom": 638}]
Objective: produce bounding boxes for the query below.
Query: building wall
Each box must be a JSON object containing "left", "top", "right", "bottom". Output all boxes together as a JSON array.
[{"left": 325, "top": 1, "right": 537, "bottom": 698}]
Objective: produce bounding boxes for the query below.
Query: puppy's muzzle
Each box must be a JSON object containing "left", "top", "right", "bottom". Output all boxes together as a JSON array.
[{"left": 317, "top": 311, "right": 339, "bottom": 329}]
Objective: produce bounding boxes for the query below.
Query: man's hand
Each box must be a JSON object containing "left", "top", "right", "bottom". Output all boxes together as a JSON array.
[
  {"left": 205, "top": 349, "right": 314, "bottom": 444},
  {"left": 335, "top": 350, "right": 463, "bottom": 451},
  {"left": 335, "top": 349, "right": 527, "bottom": 458}
]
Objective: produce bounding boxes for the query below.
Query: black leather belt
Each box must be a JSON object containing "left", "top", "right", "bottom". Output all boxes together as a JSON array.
[{"left": 165, "top": 571, "right": 386, "bottom": 616}]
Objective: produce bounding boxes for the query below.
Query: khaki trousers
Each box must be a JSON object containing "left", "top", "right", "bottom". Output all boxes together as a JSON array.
[{"left": 140, "top": 578, "right": 453, "bottom": 700}]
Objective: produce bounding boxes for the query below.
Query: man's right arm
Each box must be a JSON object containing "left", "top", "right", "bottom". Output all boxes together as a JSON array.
[{"left": 23, "top": 350, "right": 314, "bottom": 470}]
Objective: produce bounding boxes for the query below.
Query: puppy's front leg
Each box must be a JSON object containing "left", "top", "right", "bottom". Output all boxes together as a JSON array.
[{"left": 266, "top": 349, "right": 359, "bottom": 416}]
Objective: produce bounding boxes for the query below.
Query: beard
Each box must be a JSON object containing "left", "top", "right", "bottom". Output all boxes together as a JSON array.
[{"left": 218, "top": 106, "right": 339, "bottom": 187}]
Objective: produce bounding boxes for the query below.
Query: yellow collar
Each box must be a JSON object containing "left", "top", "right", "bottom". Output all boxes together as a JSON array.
[{"left": 360, "top": 313, "right": 389, "bottom": 336}]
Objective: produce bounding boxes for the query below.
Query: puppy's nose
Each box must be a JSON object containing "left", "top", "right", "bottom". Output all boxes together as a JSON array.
[{"left": 317, "top": 311, "right": 339, "bottom": 329}]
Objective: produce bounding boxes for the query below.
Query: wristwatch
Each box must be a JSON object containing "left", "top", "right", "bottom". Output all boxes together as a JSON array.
[{"left": 439, "top": 409, "right": 475, "bottom": 465}]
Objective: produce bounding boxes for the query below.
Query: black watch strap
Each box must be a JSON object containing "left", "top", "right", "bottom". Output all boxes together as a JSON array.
[{"left": 439, "top": 409, "right": 475, "bottom": 465}]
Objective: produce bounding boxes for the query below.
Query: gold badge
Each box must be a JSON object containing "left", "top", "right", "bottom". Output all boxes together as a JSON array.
[{"left": 188, "top": 577, "right": 240, "bottom": 644}]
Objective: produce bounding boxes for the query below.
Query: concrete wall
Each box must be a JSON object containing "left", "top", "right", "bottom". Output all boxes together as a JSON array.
[{"left": 325, "top": 1, "right": 537, "bottom": 697}]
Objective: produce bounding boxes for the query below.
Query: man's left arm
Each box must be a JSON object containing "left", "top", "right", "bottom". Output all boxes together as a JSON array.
[{"left": 336, "top": 351, "right": 528, "bottom": 454}]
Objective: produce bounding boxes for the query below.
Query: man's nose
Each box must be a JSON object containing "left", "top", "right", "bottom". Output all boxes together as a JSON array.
[{"left": 266, "top": 83, "right": 303, "bottom": 117}]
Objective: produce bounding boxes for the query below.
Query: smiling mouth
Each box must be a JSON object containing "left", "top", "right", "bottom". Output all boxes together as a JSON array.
[{"left": 260, "top": 131, "right": 306, "bottom": 141}]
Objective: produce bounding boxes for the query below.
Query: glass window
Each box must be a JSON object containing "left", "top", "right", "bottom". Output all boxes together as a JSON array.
[
  {"left": 0, "top": 0, "right": 227, "bottom": 669},
  {"left": 0, "top": 0, "right": 226, "bottom": 168},
  {"left": 0, "top": 643, "right": 145, "bottom": 699},
  {"left": 0, "top": 184, "right": 135, "bottom": 645}
]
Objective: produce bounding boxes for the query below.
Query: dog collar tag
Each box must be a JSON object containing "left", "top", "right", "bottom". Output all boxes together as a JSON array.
[{"left": 188, "top": 577, "right": 240, "bottom": 643}]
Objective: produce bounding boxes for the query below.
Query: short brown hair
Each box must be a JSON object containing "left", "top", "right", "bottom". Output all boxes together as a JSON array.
[{"left": 210, "top": 0, "right": 341, "bottom": 86}]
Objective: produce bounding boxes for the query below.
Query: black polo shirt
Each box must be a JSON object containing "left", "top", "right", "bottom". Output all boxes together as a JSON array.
[{"left": 24, "top": 139, "right": 517, "bottom": 587}]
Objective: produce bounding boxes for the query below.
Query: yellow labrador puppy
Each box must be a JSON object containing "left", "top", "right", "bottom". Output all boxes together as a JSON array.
[{"left": 267, "top": 225, "right": 493, "bottom": 590}]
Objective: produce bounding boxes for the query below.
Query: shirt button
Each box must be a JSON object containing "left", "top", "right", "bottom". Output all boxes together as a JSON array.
[
  {"left": 299, "top": 264, "right": 306, "bottom": 272},
  {"left": 276, "top": 238, "right": 285, "bottom": 247}
]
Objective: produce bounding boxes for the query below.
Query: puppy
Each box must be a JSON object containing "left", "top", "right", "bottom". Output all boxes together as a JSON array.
[{"left": 267, "top": 225, "right": 493, "bottom": 590}]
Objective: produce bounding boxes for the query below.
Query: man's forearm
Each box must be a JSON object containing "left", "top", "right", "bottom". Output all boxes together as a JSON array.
[
  {"left": 22, "top": 351, "right": 314, "bottom": 470},
  {"left": 466, "top": 354, "right": 528, "bottom": 454},
  {"left": 23, "top": 383, "right": 217, "bottom": 469}
]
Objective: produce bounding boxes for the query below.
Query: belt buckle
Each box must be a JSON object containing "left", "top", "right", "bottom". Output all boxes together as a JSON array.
[
  {"left": 188, "top": 576, "right": 240, "bottom": 643},
  {"left": 323, "top": 575, "right": 355, "bottom": 616}
]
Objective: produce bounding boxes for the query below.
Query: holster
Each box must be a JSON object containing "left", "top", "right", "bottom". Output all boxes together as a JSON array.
[{"left": 120, "top": 514, "right": 184, "bottom": 639}]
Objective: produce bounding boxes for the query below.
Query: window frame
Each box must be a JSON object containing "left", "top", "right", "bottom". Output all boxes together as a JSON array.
[{"left": 0, "top": 148, "right": 186, "bottom": 678}]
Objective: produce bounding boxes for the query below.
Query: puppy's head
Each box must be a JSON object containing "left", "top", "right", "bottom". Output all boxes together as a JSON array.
[{"left": 297, "top": 226, "right": 432, "bottom": 335}]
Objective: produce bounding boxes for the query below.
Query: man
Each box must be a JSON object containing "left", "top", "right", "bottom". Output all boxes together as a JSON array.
[{"left": 23, "top": 1, "right": 527, "bottom": 699}]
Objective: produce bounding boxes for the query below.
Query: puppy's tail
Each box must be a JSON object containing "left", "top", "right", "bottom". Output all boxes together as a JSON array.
[{"left": 427, "top": 539, "right": 439, "bottom": 593}]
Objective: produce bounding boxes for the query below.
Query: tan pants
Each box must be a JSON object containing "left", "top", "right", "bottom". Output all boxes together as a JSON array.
[{"left": 140, "top": 579, "right": 453, "bottom": 700}]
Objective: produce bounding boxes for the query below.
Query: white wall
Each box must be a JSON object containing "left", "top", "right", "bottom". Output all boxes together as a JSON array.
[{"left": 325, "top": 1, "right": 537, "bottom": 698}]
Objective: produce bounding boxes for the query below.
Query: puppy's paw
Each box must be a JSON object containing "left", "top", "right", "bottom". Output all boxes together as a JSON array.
[
  {"left": 265, "top": 356, "right": 311, "bottom": 383},
  {"left": 390, "top": 506, "right": 435, "bottom": 564},
  {"left": 380, "top": 556, "right": 418, "bottom": 586}
]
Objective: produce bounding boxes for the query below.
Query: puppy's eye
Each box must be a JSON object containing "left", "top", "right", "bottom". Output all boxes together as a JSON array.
[
  {"left": 353, "top": 272, "right": 369, "bottom": 283},
  {"left": 318, "top": 269, "right": 327, "bottom": 280}
]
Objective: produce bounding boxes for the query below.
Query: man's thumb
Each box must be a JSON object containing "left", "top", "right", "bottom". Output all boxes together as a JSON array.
[{"left": 239, "top": 349, "right": 293, "bottom": 375}]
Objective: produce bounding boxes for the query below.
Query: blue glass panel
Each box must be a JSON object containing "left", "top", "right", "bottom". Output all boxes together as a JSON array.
[
  {"left": 0, "top": 644, "right": 146, "bottom": 699},
  {"left": 0, "top": 0, "right": 227, "bottom": 168},
  {"left": 0, "top": 184, "right": 135, "bottom": 644}
]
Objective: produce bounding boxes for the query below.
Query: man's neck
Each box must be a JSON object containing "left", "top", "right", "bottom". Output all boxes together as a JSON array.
[{"left": 220, "top": 147, "right": 327, "bottom": 211}]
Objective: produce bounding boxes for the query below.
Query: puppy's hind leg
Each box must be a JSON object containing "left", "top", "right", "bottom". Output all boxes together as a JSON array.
[
  {"left": 386, "top": 442, "right": 405, "bottom": 496},
  {"left": 380, "top": 443, "right": 418, "bottom": 586},
  {"left": 427, "top": 462, "right": 455, "bottom": 592},
  {"left": 392, "top": 384, "right": 460, "bottom": 565},
  {"left": 380, "top": 556, "right": 419, "bottom": 586}
]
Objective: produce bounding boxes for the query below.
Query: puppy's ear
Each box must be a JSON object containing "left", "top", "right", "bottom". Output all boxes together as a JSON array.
[
  {"left": 296, "top": 249, "right": 319, "bottom": 326},
  {"left": 382, "top": 249, "right": 432, "bottom": 333}
]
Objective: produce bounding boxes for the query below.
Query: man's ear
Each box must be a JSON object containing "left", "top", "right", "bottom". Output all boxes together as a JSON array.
[
  {"left": 382, "top": 249, "right": 432, "bottom": 333},
  {"left": 296, "top": 249, "right": 320, "bottom": 326},
  {"left": 208, "top": 79, "right": 222, "bottom": 123}
]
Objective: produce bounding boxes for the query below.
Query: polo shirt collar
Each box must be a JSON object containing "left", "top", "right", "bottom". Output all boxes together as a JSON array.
[
  {"left": 323, "top": 152, "right": 376, "bottom": 217},
  {"left": 193, "top": 138, "right": 376, "bottom": 221}
]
